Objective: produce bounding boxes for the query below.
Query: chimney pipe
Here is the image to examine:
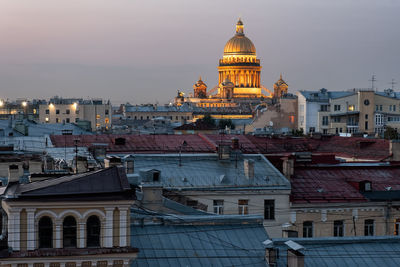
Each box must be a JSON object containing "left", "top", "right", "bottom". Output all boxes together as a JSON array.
[
  {"left": 244, "top": 159, "right": 255, "bottom": 179},
  {"left": 390, "top": 140, "right": 400, "bottom": 161},
  {"left": 8, "top": 164, "right": 20, "bottom": 184},
  {"left": 231, "top": 137, "right": 239, "bottom": 150},
  {"left": 282, "top": 157, "right": 295, "bottom": 179},
  {"left": 287, "top": 249, "right": 305, "bottom": 267}
]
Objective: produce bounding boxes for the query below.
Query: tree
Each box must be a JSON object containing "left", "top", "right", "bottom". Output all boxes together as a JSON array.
[
  {"left": 218, "top": 119, "right": 235, "bottom": 130},
  {"left": 200, "top": 114, "right": 216, "bottom": 127},
  {"left": 384, "top": 126, "right": 398, "bottom": 140}
]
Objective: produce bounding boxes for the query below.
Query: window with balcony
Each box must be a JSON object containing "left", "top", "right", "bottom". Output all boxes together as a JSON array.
[
  {"left": 322, "top": 116, "right": 329, "bottom": 126},
  {"left": 86, "top": 215, "right": 101, "bottom": 247},
  {"left": 348, "top": 105, "right": 355, "bottom": 111},
  {"left": 264, "top": 200, "right": 275, "bottom": 220},
  {"left": 213, "top": 200, "right": 224, "bottom": 215},
  {"left": 364, "top": 219, "right": 374, "bottom": 236},
  {"left": 238, "top": 199, "right": 249, "bottom": 215},
  {"left": 39, "top": 216, "right": 53, "bottom": 248},
  {"left": 63, "top": 216, "right": 77, "bottom": 248}
]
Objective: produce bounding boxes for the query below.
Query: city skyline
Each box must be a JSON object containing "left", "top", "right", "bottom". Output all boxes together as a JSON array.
[{"left": 0, "top": 0, "right": 399, "bottom": 105}]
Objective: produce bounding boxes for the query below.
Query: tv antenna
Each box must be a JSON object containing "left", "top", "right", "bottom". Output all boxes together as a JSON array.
[
  {"left": 389, "top": 79, "right": 397, "bottom": 91},
  {"left": 369, "top": 74, "right": 377, "bottom": 91}
]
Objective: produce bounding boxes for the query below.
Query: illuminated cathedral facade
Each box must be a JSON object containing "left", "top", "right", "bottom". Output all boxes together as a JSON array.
[{"left": 176, "top": 18, "right": 288, "bottom": 108}]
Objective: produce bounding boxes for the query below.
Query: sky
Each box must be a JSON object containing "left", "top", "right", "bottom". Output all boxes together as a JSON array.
[{"left": 0, "top": 0, "right": 399, "bottom": 105}]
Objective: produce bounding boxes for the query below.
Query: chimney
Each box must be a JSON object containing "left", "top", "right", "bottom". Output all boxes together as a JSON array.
[
  {"left": 104, "top": 156, "right": 122, "bottom": 168},
  {"left": 124, "top": 155, "right": 135, "bottom": 174},
  {"left": 287, "top": 249, "right": 304, "bottom": 267},
  {"left": 282, "top": 157, "right": 295, "bottom": 179},
  {"left": 244, "top": 159, "right": 255, "bottom": 179},
  {"left": 285, "top": 240, "right": 305, "bottom": 267},
  {"left": 390, "top": 140, "right": 400, "bottom": 161},
  {"left": 218, "top": 143, "right": 231, "bottom": 160},
  {"left": 8, "top": 164, "right": 20, "bottom": 183},
  {"left": 265, "top": 248, "right": 277, "bottom": 266},
  {"left": 231, "top": 137, "right": 239, "bottom": 150}
]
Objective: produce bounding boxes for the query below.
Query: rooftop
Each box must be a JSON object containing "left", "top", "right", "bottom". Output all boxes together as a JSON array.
[
  {"left": 131, "top": 210, "right": 269, "bottom": 267},
  {"left": 291, "top": 163, "right": 400, "bottom": 204},
  {"left": 132, "top": 154, "right": 290, "bottom": 190},
  {"left": 271, "top": 236, "right": 400, "bottom": 267},
  {"left": 49, "top": 134, "right": 391, "bottom": 161}
]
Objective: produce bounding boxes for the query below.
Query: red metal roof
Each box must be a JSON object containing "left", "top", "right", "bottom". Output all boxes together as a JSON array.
[
  {"left": 291, "top": 165, "right": 400, "bottom": 204},
  {"left": 50, "top": 134, "right": 390, "bottom": 160}
]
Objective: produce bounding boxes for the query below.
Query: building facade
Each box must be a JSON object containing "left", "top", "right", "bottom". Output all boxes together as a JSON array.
[
  {"left": 38, "top": 97, "right": 112, "bottom": 131},
  {"left": 0, "top": 167, "right": 137, "bottom": 266}
]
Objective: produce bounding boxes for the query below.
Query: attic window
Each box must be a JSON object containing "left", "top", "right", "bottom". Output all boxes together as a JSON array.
[
  {"left": 153, "top": 171, "right": 160, "bottom": 182},
  {"left": 115, "top": 137, "right": 126, "bottom": 145}
]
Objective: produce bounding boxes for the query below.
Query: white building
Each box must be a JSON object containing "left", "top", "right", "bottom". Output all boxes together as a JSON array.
[{"left": 297, "top": 89, "right": 353, "bottom": 134}]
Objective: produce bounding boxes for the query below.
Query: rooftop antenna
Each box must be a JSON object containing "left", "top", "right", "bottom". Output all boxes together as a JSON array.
[
  {"left": 369, "top": 74, "right": 377, "bottom": 92},
  {"left": 389, "top": 79, "right": 397, "bottom": 91}
]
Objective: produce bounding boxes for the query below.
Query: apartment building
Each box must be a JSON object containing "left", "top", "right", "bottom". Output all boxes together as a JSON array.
[
  {"left": 127, "top": 152, "right": 291, "bottom": 238},
  {"left": 329, "top": 89, "right": 400, "bottom": 135},
  {"left": 281, "top": 152, "right": 400, "bottom": 238},
  {"left": 38, "top": 97, "right": 112, "bottom": 131},
  {"left": 123, "top": 104, "right": 194, "bottom": 124},
  {"left": 297, "top": 89, "right": 352, "bottom": 134}
]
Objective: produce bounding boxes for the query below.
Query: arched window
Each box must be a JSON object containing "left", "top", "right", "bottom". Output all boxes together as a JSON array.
[
  {"left": 38, "top": 216, "right": 53, "bottom": 248},
  {"left": 86, "top": 215, "right": 101, "bottom": 247},
  {"left": 63, "top": 216, "right": 77, "bottom": 248}
]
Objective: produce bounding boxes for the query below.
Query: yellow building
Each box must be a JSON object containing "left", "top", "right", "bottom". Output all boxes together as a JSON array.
[{"left": 216, "top": 19, "right": 263, "bottom": 99}]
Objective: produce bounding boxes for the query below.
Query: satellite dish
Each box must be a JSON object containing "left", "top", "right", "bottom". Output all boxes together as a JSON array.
[{"left": 269, "top": 121, "right": 274, "bottom": 127}]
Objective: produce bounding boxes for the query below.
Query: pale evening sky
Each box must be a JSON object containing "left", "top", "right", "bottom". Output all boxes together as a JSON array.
[{"left": 0, "top": 0, "right": 399, "bottom": 104}]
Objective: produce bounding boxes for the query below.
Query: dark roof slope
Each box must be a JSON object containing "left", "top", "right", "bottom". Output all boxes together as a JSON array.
[{"left": 1, "top": 167, "right": 134, "bottom": 200}]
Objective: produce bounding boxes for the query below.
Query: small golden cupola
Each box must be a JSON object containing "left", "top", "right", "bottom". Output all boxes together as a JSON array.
[
  {"left": 193, "top": 76, "right": 208, "bottom": 98},
  {"left": 273, "top": 74, "right": 289, "bottom": 99}
]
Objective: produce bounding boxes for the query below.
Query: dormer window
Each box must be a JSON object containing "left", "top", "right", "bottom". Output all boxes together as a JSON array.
[{"left": 153, "top": 171, "right": 160, "bottom": 182}]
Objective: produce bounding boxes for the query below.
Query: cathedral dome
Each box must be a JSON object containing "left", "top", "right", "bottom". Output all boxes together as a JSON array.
[{"left": 223, "top": 19, "right": 256, "bottom": 56}]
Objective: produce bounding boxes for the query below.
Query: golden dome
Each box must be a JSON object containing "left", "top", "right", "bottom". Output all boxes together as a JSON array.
[{"left": 223, "top": 19, "right": 256, "bottom": 56}]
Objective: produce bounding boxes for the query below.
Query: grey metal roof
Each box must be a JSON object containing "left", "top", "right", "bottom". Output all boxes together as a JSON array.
[
  {"left": 272, "top": 236, "right": 400, "bottom": 267},
  {"left": 130, "top": 154, "right": 290, "bottom": 190},
  {"left": 130, "top": 212, "right": 269, "bottom": 267},
  {"left": 298, "top": 90, "right": 354, "bottom": 101}
]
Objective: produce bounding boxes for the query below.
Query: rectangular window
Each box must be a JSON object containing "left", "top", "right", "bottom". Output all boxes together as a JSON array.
[
  {"left": 66, "top": 118, "right": 70, "bottom": 123},
  {"left": 309, "top": 127, "right": 315, "bottom": 133},
  {"left": 376, "top": 105, "right": 379, "bottom": 111},
  {"left": 320, "top": 105, "right": 328, "bottom": 112},
  {"left": 334, "top": 105, "right": 341, "bottom": 111},
  {"left": 264, "top": 200, "right": 275, "bottom": 220},
  {"left": 55, "top": 118, "right": 59, "bottom": 123},
  {"left": 75, "top": 110, "right": 79, "bottom": 114},
  {"left": 348, "top": 105, "right": 355, "bottom": 111},
  {"left": 303, "top": 221, "right": 313, "bottom": 238},
  {"left": 238, "top": 199, "right": 249, "bottom": 215},
  {"left": 395, "top": 219, "right": 400, "bottom": 235},
  {"left": 394, "top": 105, "right": 396, "bottom": 112},
  {"left": 333, "top": 220, "right": 344, "bottom": 237},
  {"left": 289, "top": 116, "right": 295, "bottom": 124},
  {"left": 380, "top": 105, "right": 383, "bottom": 111},
  {"left": 390, "top": 105, "right": 393, "bottom": 111},
  {"left": 45, "top": 109, "right": 49, "bottom": 114},
  {"left": 364, "top": 219, "right": 374, "bottom": 236},
  {"left": 323, "top": 129, "right": 328, "bottom": 134},
  {"left": 105, "top": 109, "right": 109, "bottom": 115},
  {"left": 75, "top": 118, "right": 79, "bottom": 123},
  {"left": 365, "top": 114, "right": 368, "bottom": 119},
  {"left": 213, "top": 200, "right": 224, "bottom": 215},
  {"left": 96, "top": 114, "right": 101, "bottom": 119},
  {"left": 56, "top": 109, "right": 60, "bottom": 114},
  {"left": 322, "top": 116, "right": 329, "bottom": 126},
  {"left": 365, "top": 121, "right": 368, "bottom": 130},
  {"left": 66, "top": 109, "right": 70, "bottom": 114}
]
